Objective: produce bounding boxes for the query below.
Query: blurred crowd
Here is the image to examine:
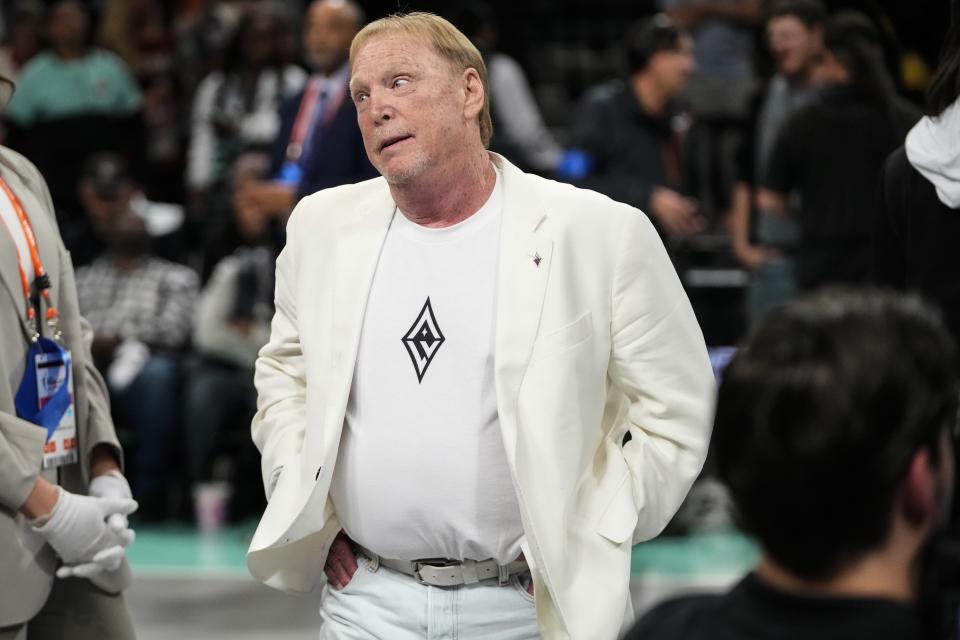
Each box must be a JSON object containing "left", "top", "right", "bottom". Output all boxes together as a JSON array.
[{"left": 1, "top": 0, "right": 951, "bottom": 523}]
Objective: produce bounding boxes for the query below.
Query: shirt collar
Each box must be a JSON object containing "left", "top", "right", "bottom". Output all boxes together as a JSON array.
[{"left": 313, "top": 62, "right": 350, "bottom": 91}]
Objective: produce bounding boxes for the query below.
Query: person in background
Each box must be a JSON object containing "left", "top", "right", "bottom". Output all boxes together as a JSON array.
[
  {"left": 75, "top": 165, "right": 199, "bottom": 521},
  {"left": 184, "top": 152, "right": 278, "bottom": 517},
  {"left": 78, "top": 152, "right": 187, "bottom": 264},
  {"left": 233, "top": 0, "right": 374, "bottom": 228},
  {"left": 450, "top": 2, "right": 563, "bottom": 175},
  {"left": 660, "top": 0, "right": 762, "bottom": 236},
  {"left": 98, "top": 0, "right": 175, "bottom": 83},
  {"left": 4, "top": 0, "right": 141, "bottom": 130},
  {"left": 2, "top": 0, "right": 144, "bottom": 259},
  {"left": 726, "top": 0, "right": 825, "bottom": 326},
  {"left": 0, "top": 3, "right": 43, "bottom": 85},
  {"left": 0, "top": 75, "right": 138, "bottom": 638},
  {"left": 875, "top": 0, "right": 960, "bottom": 534},
  {"left": 876, "top": 0, "right": 960, "bottom": 353},
  {"left": 626, "top": 289, "right": 957, "bottom": 640},
  {"left": 761, "top": 12, "right": 920, "bottom": 291},
  {"left": 98, "top": 0, "right": 184, "bottom": 204},
  {"left": 567, "top": 15, "right": 704, "bottom": 241},
  {"left": 187, "top": 5, "right": 305, "bottom": 205}
]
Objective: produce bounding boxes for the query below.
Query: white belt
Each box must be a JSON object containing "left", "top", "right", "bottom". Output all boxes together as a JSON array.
[{"left": 356, "top": 545, "right": 528, "bottom": 587}]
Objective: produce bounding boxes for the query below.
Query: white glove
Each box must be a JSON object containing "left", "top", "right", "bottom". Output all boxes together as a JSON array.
[
  {"left": 30, "top": 487, "right": 138, "bottom": 578},
  {"left": 88, "top": 470, "right": 135, "bottom": 534}
]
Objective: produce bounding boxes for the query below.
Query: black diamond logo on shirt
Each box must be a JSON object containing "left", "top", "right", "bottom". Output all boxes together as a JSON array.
[{"left": 402, "top": 297, "right": 445, "bottom": 383}]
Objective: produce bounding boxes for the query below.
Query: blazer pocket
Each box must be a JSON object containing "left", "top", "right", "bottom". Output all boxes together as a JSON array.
[
  {"left": 595, "top": 458, "right": 639, "bottom": 545},
  {"left": 530, "top": 311, "right": 593, "bottom": 361}
]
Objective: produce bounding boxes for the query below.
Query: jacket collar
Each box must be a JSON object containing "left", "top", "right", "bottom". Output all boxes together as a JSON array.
[{"left": 0, "top": 152, "right": 61, "bottom": 342}]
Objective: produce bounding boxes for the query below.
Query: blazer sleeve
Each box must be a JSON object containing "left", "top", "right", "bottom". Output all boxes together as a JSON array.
[
  {"left": 251, "top": 205, "right": 308, "bottom": 497},
  {"left": 607, "top": 210, "right": 715, "bottom": 544},
  {"left": 62, "top": 253, "right": 125, "bottom": 475},
  {"left": 45, "top": 167, "right": 124, "bottom": 476},
  {"left": 0, "top": 411, "right": 47, "bottom": 510}
]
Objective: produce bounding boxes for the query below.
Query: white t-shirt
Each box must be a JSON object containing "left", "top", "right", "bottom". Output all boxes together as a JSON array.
[
  {"left": 330, "top": 167, "right": 524, "bottom": 563},
  {"left": 0, "top": 188, "right": 34, "bottom": 285}
]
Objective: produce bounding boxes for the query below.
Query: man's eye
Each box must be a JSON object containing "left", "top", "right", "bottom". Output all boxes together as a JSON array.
[
  {"left": 393, "top": 78, "right": 409, "bottom": 88},
  {"left": 355, "top": 93, "right": 368, "bottom": 103}
]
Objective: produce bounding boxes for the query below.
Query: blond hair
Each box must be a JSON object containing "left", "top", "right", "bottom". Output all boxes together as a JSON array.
[{"left": 349, "top": 12, "right": 493, "bottom": 147}]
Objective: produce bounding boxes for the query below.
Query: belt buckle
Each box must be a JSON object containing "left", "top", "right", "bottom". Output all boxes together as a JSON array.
[{"left": 412, "top": 558, "right": 457, "bottom": 586}]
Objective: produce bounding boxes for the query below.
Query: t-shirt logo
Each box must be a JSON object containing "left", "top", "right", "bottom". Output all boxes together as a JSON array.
[{"left": 402, "top": 297, "right": 445, "bottom": 383}]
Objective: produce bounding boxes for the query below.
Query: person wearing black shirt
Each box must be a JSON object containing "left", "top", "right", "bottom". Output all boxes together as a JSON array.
[
  {"left": 875, "top": 1, "right": 960, "bottom": 352},
  {"left": 568, "top": 15, "right": 704, "bottom": 239},
  {"left": 762, "top": 13, "right": 919, "bottom": 290},
  {"left": 875, "top": 0, "right": 960, "bottom": 536},
  {"left": 626, "top": 288, "right": 957, "bottom": 640}
]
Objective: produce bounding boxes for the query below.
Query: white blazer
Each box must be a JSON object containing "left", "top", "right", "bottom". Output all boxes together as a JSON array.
[{"left": 247, "top": 154, "right": 715, "bottom": 640}]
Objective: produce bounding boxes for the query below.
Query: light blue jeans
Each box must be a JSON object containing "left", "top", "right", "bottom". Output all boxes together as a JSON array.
[{"left": 319, "top": 555, "right": 541, "bottom": 639}]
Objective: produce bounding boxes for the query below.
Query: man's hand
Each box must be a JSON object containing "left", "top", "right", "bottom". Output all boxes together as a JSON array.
[
  {"left": 733, "top": 240, "right": 780, "bottom": 270},
  {"left": 650, "top": 187, "right": 705, "bottom": 238},
  {"left": 324, "top": 530, "right": 358, "bottom": 590},
  {"left": 29, "top": 486, "right": 137, "bottom": 577}
]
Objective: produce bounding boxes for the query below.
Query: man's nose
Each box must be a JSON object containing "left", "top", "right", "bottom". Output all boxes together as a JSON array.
[{"left": 369, "top": 89, "right": 394, "bottom": 124}]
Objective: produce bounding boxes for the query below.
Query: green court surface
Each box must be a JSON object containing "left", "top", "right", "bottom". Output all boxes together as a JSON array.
[{"left": 128, "top": 523, "right": 256, "bottom": 575}]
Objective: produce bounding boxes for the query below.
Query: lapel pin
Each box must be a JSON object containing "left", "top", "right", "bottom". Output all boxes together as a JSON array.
[{"left": 531, "top": 252, "right": 543, "bottom": 267}]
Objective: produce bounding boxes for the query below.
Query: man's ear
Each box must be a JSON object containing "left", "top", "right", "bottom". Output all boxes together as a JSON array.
[
  {"left": 902, "top": 448, "right": 938, "bottom": 527},
  {"left": 461, "top": 67, "right": 485, "bottom": 121}
]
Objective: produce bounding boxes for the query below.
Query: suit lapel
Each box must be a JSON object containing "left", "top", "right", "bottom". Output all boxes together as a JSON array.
[
  {"left": 0, "top": 216, "right": 28, "bottom": 327},
  {"left": 327, "top": 187, "right": 396, "bottom": 401},
  {"left": 493, "top": 156, "right": 553, "bottom": 448},
  {"left": 0, "top": 159, "right": 60, "bottom": 341}
]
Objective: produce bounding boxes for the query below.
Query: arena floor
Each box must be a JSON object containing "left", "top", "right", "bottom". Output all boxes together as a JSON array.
[{"left": 124, "top": 524, "right": 759, "bottom": 639}]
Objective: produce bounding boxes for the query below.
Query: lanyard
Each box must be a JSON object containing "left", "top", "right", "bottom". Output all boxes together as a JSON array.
[
  {"left": 0, "top": 175, "right": 59, "bottom": 341},
  {"left": 285, "top": 78, "right": 323, "bottom": 162},
  {"left": 284, "top": 78, "right": 349, "bottom": 162}
]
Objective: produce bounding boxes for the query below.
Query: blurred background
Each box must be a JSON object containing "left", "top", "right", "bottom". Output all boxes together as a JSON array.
[{"left": 0, "top": 0, "right": 953, "bottom": 637}]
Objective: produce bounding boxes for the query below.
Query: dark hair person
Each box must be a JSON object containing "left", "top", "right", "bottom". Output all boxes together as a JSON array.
[
  {"left": 627, "top": 288, "right": 957, "bottom": 640},
  {"left": 875, "top": 0, "right": 960, "bottom": 349},
  {"left": 761, "top": 11, "right": 920, "bottom": 290},
  {"left": 875, "top": 2, "right": 960, "bottom": 549}
]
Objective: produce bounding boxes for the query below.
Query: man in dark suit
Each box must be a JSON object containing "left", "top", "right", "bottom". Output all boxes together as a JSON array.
[{"left": 234, "top": 0, "right": 376, "bottom": 222}]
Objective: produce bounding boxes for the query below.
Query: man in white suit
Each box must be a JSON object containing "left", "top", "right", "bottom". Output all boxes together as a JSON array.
[{"left": 247, "top": 12, "right": 714, "bottom": 640}]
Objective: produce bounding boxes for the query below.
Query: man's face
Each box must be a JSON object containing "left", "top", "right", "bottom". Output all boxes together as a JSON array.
[
  {"left": 350, "top": 35, "right": 474, "bottom": 186},
  {"left": 304, "top": 1, "right": 357, "bottom": 75},
  {"left": 648, "top": 34, "right": 696, "bottom": 99},
  {"left": 243, "top": 15, "right": 277, "bottom": 69},
  {"left": 47, "top": 1, "right": 88, "bottom": 51},
  {"left": 810, "top": 50, "right": 848, "bottom": 86},
  {"left": 81, "top": 182, "right": 135, "bottom": 236},
  {"left": 106, "top": 210, "right": 151, "bottom": 258},
  {"left": 767, "top": 15, "right": 823, "bottom": 80}
]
